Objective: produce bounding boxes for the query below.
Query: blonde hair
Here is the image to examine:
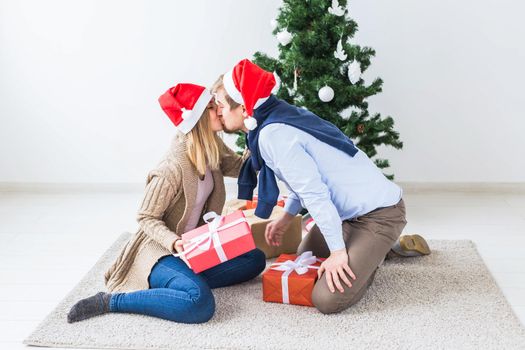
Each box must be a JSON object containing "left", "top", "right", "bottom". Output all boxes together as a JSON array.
[
  {"left": 211, "top": 75, "right": 241, "bottom": 109},
  {"left": 185, "top": 107, "right": 222, "bottom": 176}
]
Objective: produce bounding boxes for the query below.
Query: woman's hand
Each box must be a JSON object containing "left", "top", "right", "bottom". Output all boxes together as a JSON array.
[
  {"left": 318, "top": 249, "right": 356, "bottom": 293},
  {"left": 265, "top": 213, "right": 294, "bottom": 246},
  {"left": 173, "top": 238, "right": 190, "bottom": 266},
  {"left": 174, "top": 238, "right": 185, "bottom": 254}
]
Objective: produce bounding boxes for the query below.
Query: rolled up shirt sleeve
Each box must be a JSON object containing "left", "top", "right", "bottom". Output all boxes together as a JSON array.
[{"left": 259, "top": 125, "right": 345, "bottom": 252}]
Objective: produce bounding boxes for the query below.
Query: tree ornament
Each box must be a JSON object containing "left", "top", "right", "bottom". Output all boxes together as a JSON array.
[
  {"left": 334, "top": 38, "right": 348, "bottom": 61},
  {"left": 328, "top": 0, "right": 345, "bottom": 16},
  {"left": 339, "top": 62, "right": 348, "bottom": 76},
  {"left": 348, "top": 60, "right": 362, "bottom": 84},
  {"left": 318, "top": 85, "right": 335, "bottom": 102},
  {"left": 270, "top": 19, "right": 278, "bottom": 31},
  {"left": 341, "top": 105, "right": 361, "bottom": 120},
  {"left": 293, "top": 66, "right": 299, "bottom": 91},
  {"left": 276, "top": 29, "right": 293, "bottom": 46}
]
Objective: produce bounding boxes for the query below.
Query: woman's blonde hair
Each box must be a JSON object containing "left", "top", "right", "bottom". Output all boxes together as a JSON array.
[{"left": 185, "top": 106, "right": 222, "bottom": 176}]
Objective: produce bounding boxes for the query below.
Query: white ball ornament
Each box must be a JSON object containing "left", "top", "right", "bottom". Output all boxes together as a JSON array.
[
  {"left": 277, "top": 30, "right": 293, "bottom": 46},
  {"left": 318, "top": 85, "right": 335, "bottom": 102}
]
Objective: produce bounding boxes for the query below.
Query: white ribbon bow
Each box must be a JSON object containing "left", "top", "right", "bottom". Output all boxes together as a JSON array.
[
  {"left": 174, "top": 211, "right": 247, "bottom": 264},
  {"left": 270, "top": 251, "right": 322, "bottom": 304}
]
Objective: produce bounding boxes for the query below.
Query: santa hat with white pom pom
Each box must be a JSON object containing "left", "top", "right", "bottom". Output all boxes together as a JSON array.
[
  {"left": 223, "top": 59, "right": 278, "bottom": 131},
  {"left": 158, "top": 83, "right": 212, "bottom": 134}
]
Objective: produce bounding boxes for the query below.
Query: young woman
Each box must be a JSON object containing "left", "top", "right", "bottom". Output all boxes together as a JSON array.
[{"left": 67, "top": 83, "right": 266, "bottom": 324}]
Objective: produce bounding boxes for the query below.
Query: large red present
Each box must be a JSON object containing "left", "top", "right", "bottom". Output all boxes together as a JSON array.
[
  {"left": 177, "top": 210, "right": 255, "bottom": 273},
  {"left": 262, "top": 251, "right": 325, "bottom": 306}
]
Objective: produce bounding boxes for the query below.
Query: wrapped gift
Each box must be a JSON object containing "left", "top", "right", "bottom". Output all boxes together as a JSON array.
[
  {"left": 222, "top": 198, "right": 247, "bottom": 215},
  {"left": 262, "top": 251, "right": 325, "bottom": 306},
  {"left": 223, "top": 199, "right": 302, "bottom": 259},
  {"left": 246, "top": 195, "right": 286, "bottom": 210},
  {"left": 302, "top": 213, "right": 316, "bottom": 235},
  {"left": 176, "top": 210, "right": 255, "bottom": 273}
]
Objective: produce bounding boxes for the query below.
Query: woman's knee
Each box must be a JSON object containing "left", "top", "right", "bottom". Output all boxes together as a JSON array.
[
  {"left": 240, "top": 248, "right": 267, "bottom": 277},
  {"left": 190, "top": 291, "right": 215, "bottom": 323},
  {"left": 178, "top": 287, "right": 216, "bottom": 323},
  {"left": 249, "top": 248, "right": 267, "bottom": 274},
  {"left": 163, "top": 280, "right": 215, "bottom": 323}
]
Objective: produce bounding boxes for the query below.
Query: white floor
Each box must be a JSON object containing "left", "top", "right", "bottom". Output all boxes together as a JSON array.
[{"left": 0, "top": 189, "right": 524, "bottom": 349}]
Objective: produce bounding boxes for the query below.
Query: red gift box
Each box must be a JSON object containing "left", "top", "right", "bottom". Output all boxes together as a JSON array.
[
  {"left": 179, "top": 210, "right": 255, "bottom": 273},
  {"left": 262, "top": 251, "right": 325, "bottom": 306}
]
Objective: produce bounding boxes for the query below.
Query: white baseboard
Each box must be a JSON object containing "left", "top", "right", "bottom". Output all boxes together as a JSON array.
[
  {"left": 0, "top": 182, "right": 524, "bottom": 194},
  {"left": 0, "top": 182, "right": 144, "bottom": 193},
  {"left": 397, "top": 182, "right": 525, "bottom": 194}
]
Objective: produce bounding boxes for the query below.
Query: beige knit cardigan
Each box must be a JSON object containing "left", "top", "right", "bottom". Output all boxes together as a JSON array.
[{"left": 104, "top": 134, "right": 247, "bottom": 293}]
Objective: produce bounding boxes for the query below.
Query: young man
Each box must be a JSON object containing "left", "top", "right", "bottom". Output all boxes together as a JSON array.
[{"left": 213, "top": 59, "right": 429, "bottom": 314}]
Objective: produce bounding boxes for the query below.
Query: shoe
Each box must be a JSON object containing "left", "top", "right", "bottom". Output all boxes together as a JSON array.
[{"left": 390, "top": 234, "right": 431, "bottom": 257}]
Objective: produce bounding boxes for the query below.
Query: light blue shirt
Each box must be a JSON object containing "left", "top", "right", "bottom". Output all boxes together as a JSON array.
[{"left": 259, "top": 123, "right": 403, "bottom": 252}]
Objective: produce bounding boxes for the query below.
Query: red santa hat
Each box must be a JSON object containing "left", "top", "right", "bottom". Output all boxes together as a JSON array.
[
  {"left": 222, "top": 59, "right": 277, "bottom": 130},
  {"left": 158, "top": 83, "right": 212, "bottom": 134}
]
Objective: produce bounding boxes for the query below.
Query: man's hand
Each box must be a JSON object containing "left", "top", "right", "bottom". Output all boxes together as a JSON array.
[
  {"left": 265, "top": 212, "right": 294, "bottom": 246},
  {"left": 318, "top": 249, "right": 356, "bottom": 293}
]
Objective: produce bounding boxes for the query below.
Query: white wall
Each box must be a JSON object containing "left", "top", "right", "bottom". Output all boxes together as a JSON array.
[{"left": 1, "top": 0, "right": 524, "bottom": 184}]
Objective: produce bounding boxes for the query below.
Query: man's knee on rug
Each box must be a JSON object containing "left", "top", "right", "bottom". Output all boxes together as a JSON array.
[{"left": 311, "top": 275, "right": 365, "bottom": 314}]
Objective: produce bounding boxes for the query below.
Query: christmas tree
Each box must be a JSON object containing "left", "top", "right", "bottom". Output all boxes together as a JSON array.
[{"left": 236, "top": 0, "right": 402, "bottom": 179}]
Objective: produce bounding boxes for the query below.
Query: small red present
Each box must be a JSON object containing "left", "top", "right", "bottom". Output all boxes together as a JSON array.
[
  {"left": 246, "top": 195, "right": 286, "bottom": 210},
  {"left": 177, "top": 210, "right": 255, "bottom": 273},
  {"left": 262, "top": 251, "right": 325, "bottom": 306}
]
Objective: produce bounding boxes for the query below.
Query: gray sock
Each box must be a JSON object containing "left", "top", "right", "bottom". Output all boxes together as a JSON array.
[{"left": 67, "top": 292, "right": 111, "bottom": 323}]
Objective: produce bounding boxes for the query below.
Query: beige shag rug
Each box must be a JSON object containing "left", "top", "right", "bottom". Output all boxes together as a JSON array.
[{"left": 24, "top": 233, "right": 525, "bottom": 349}]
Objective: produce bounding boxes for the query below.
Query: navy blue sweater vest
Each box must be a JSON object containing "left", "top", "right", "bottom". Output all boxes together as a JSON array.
[{"left": 238, "top": 95, "right": 358, "bottom": 218}]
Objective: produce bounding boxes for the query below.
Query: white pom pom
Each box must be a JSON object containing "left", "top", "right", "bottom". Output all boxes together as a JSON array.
[
  {"left": 244, "top": 117, "right": 258, "bottom": 131},
  {"left": 181, "top": 107, "right": 193, "bottom": 120}
]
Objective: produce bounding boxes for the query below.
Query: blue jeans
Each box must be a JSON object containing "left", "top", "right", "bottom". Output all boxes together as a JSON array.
[{"left": 109, "top": 248, "right": 266, "bottom": 323}]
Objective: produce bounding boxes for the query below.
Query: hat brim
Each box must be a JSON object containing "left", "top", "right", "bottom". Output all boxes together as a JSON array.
[{"left": 176, "top": 88, "right": 212, "bottom": 134}]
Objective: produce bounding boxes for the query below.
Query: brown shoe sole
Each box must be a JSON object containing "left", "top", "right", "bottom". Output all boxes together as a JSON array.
[{"left": 399, "top": 234, "right": 431, "bottom": 255}]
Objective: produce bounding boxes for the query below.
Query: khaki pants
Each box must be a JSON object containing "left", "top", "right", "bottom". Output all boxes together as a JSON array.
[{"left": 297, "top": 199, "right": 407, "bottom": 314}]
